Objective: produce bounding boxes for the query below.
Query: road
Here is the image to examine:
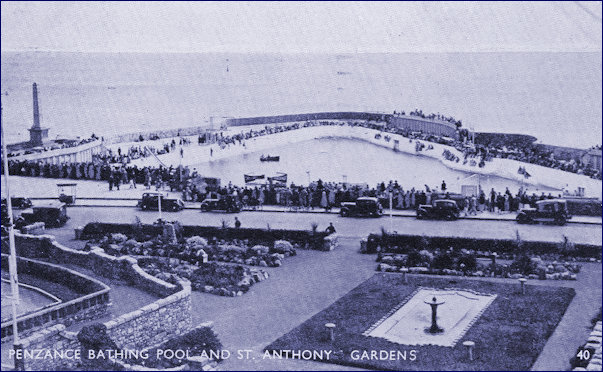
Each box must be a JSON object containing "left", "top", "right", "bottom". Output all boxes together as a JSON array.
[{"left": 62, "top": 206, "right": 603, "bottom": 245}]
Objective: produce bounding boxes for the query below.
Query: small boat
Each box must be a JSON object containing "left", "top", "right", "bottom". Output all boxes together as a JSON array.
[{"left": 260, "top": 155, "right": 280, "bottom": 162}]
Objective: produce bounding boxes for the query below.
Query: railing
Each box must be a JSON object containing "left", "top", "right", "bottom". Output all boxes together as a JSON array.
[
  {"left": 0, "top": 255, "right": 111, "bottom": 340},
  {"left": 6, "top": 139, "right": 103, "bottom": 162}
]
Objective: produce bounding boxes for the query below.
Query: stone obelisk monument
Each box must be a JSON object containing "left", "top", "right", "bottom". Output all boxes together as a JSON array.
[{"left": 28, "top": 83, "right": 49, "bottom": 146}]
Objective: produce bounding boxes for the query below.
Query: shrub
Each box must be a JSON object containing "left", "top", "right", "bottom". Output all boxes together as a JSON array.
[
  {"left": 123, "top": 239, "right": 138, "bottom": 248},
  {"left": 510, "top": 253, "right": 537, "bottom": 275},
  {"left": 273, "top": 240, "right": 294, "bottom": 254},
  {"left": 406, "top": 250, "right": 424, "bottom": 267},
  {"left": 457, "top": 253, "right": 478, "bottom": 272},
  {"left": 432, "top": 252, "right": 454, "bottom": 270},
  {"left": 169, "top": 326, "right": 222, "bottom": 356},
  {"left": 251, "top": 245, "right": 270, "bottom": 254},
  {"left": 220, "top": 244, "right": 247, "bottom": 254},
  {"left": 78, "top": 323, "right": 118, "bottom": 368},
  {"left": 111, "top": 233, "right": 128, "bottom": 243},
  {"left": 186, "top": 236, "right": 208, "bottom": 247}
]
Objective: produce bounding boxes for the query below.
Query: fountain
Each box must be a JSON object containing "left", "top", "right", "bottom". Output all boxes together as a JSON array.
[
  {"left": 424, "top": 296, "right": 445, "bottom": 334},
  {"left": 364, "top": 288, "right": 497, "bottom": 347}
]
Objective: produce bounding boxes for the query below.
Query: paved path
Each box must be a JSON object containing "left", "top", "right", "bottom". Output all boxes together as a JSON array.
[
  {"left": 531, "top": 263, "right": 603, "bottom": 371},
  {"left": 190, "top": 237, "right": 375, "bottom": 371}
]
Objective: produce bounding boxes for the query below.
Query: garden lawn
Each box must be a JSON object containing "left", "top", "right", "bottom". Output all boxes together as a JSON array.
[{"left": 266, "top": 273, "right": 575, "bottom": 371}]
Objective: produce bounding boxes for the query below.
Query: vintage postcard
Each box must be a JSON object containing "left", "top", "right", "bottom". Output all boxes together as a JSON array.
[{"left": 1, "top": 2, "right": 601, "bottom": 371}]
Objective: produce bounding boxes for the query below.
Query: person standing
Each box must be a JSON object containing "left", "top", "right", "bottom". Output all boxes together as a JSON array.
[
  {"left": 320, "top": 190, "right": 328, "bottom": 210},
  {"left": 441, "top": 180, "right": 447, "bottom": 191},
  {"left": 114, "top": 169, "right": 121, "bottom": 190},
  {"left": 325, "top": 222, "right": 336, "bottom": 234},
  {"left": 108, "top": 171, "right": 114, "bottom": 191},
  {"left": 470, "top": 195, "right": 478, "bottom": 215},
  {"left": 234, "top": 217, "right": 241, "bottom": 229}
]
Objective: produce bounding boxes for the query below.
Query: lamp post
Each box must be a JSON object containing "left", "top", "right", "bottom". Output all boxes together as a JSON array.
[
  {"left": 389, "top": 190, "right": 393, "bottom": 232},
  {"left": 1, "top": 94, "right": 20, "bottom": 343}
]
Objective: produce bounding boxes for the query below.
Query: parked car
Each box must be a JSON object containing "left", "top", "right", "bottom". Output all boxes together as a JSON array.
[
  {"left": 416, "top": 199, "right": 460, "bottom": 220},
  {"left": 200, "top": 195, "right": 242, "bottom": 213},
  {"left": 137, "top": 192, "right": 185, "bottom": 212},
  {"left": 1, "top": 197, "right": 33, "bottom": 209},
  {"left": 340, "top": 197, "right": 383, "bottom": 217},
  {"left": 20, "top": 202, "right": 69, "bottom": 228},
  {"left": 516, "top": 199, "right": 571, "bottom": 225}
]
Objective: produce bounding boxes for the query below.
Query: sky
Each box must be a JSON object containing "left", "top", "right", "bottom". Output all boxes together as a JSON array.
[{"left": 1, "top": 1, "right": 602, "bottom": 53}]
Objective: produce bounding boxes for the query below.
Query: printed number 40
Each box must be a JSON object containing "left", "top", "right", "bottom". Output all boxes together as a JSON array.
[{"left": 577, "top": 350, "right": 591, "bottom": 360}]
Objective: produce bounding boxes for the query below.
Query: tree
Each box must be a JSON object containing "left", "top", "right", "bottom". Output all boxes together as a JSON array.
[
  {"left": 432, "top": 252, "right": 454, "bottom": 270},
  {"left": 510, "top": 253, "right": 536, "bottom": 275}
]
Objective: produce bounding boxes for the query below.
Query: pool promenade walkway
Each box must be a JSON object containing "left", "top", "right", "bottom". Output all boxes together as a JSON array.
[{"left": 2, "top": 175, "right": 600, "bottom": 225}]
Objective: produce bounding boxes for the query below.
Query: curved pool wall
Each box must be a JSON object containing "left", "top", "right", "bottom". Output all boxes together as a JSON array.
[
  {"left": 128, "top": 124, "right": 602, "bottom": 198},
  {"left": 0, "top": 279, "right": 61, "bottom": 321}
]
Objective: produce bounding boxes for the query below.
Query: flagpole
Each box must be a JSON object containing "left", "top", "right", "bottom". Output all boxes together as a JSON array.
[{"left": 1, "top": 94, "right": 21, "bottom": 343}]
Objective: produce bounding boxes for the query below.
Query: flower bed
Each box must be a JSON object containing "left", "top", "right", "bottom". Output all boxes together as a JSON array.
[
  {"left": 85, "top": 232, "right": 297, "bottom": 269},
  {"left": 362, "top": 232, "right": 602, "bottom": 260},
  {"left": 81, "top": 222, "right": 332, "bottom": 250},
  {"left": 376, "top": 249, "right": 581, "bottom": 280},
  {"left": 139, "top": 259, "right": 268, "bottom": 297}
]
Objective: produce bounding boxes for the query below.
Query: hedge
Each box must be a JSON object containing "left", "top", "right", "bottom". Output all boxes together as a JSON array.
[
  {"left": 364, "top": 233, "right": 601, "bottom": 259},
  {"left": 81, "top": 222, "right": 330, "bottom": 249}
]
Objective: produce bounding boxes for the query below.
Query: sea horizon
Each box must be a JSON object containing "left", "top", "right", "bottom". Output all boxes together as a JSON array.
[{"left": 2, "top": 50, "right": 601, "bottom": 148}]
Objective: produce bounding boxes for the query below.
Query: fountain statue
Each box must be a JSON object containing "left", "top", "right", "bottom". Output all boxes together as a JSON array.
[{"left": 424, "top": 296, "right": 445, "bottom": 334}]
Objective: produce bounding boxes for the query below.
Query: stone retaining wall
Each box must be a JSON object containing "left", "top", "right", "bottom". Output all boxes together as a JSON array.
[
  {"left": 5, "top": 233, "right": 193, "bottom": 371},
  {"left": 1, "top": 255, "right": 110, "bottom": 342},
  {"left": 3, "top": 233, "right": 179, "bottom": 297}
]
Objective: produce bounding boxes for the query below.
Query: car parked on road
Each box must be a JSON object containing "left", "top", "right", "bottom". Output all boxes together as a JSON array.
[
  {"left": 340, "top": 197, "right": 383, "bottom": 217},
  {"left": 137, "top": 192, "right": 185, "bottom": 212},
  {"left": 516, "top": 199, "right": 571, "bottom": 225},
  {"left": 20, "top": 202, "right": 69, "bottom": 228},
  {"left": 200, "top": 195, "right": 242, "bottom": 213},
  {"left": 1, "top": 197, "right": 33, "bottom": 209},
  {"left": 416, "top": 199, "right": 461, "bottom": 220}
]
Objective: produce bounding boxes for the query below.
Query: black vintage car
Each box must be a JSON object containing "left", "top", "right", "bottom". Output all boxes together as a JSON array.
[
  {"left": 138, "top": 193, "right": 185, "bottom": 212},
  {"left": 340, "top": 197, "right": 383, "bottom": 217},
  {"left": 20, "top": 202, "right": 69, "bottom": 228},
  {"left": 416, "top": 199, "right": 461, "bottom": 220},
  {"left": 1, "top": 197, "right": 33, "bottom": 209},
  {"left": 200, "top": 195, "right": 242, "bottom": 213},
  {"left": 516, "top": 199, "right": 571, "bottom": 225}
]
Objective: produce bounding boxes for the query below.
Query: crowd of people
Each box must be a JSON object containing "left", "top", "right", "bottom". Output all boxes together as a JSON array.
[
  {"left": 488, "top": 145, "right": 601, "bottom": 180},
  {"left": 4, "top": 117, "right": 601, "bottom": 201},
  {"left": 392, "top": 109, "right": 463, "bottom": 128},
  {"left": 7, "top": 134, "right": 100, "bottom": 158},
  {"left": 182, "top": 178, "right": 560, "bottom": 215}
]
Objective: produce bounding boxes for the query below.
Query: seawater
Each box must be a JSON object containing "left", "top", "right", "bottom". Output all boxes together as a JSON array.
[{"left": 1, "top": 51, "right": 601, "bottom": 148}]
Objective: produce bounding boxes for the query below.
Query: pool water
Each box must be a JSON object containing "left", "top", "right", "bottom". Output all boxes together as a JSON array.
[
  {"left": 0, "top": 280, "right": 59, "bottom": 321},
  {"left": 191, "top": 138, "right": 557, "bottom": 194}
]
